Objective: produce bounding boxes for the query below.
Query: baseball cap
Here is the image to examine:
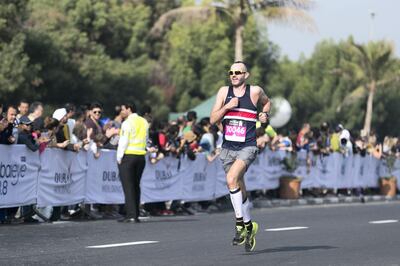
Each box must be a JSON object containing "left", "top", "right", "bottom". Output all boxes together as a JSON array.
[
  {"left": 52, "top": 108, "right": 67, "bottom": 121},
  {"left": 19, "top": 116, "right": 33, "bottom": 125}
]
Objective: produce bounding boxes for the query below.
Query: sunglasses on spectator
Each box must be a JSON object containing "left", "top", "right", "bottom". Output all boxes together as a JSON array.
[
  {"left": 93, "top": 110, "right": 102, "bottom": 114},
  {"left": 229, "top": 70, "right": 246, "bottom": 76}
]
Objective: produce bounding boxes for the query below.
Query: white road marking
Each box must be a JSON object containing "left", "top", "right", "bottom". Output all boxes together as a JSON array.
[
  {"left": 369, "top": 220, "right": 398, "bottom": 224},
  {"left": 51, "top": 221, "right": 71, "bottom": 224},
  {"left": 265, "top": 226, "right": 309, "bottom": 232},
  {"left": 86, "top": 241, "right": 159, "bottom": 249}
]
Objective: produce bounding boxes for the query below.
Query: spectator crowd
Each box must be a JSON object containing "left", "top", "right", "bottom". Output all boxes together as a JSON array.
[{"left": 0, "top": 101, "right": 399, "bottom": 224}]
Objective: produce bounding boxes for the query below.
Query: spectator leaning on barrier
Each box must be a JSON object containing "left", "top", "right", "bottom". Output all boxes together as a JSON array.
[
  {"left": 183, "top": 110, "right": 197, "bottom": 133},
  {"left": 296, "top": 123, "right": 311, "bottom": 151},
  {"left": 17, "top": 100, "right": 29, "bottom": 120},
  {"left": 17, "top": 116, "right": 41, "bottom": 152},
  {"left": 16, "top": 115, "right": 46, "bottom": 223},
  {"left": 27, "top": 101, "right": 44, "bottom": 132},
  {"left": 339, "top": 129, "right": 353, "bottom": 156},
  {"left": 53, "top": 108, "right": 81, "bottom": 152},
  {"left": 317, "top": 122, "right": 331, "bottom": 155},
  {"left": 41, "top": 117, "right": 71, "bottom": 150},
  {"left": 85, "top": 103, "right": 104, "bottom": 140},
  {"left": 64, "top": 103, "right": 76, "bottom": 142},
  {"left": 0, "top": 106, "right": 17, "bottom": 144},
  {"left": 330, "top": 124, "right": 343, "bottom": 152}
]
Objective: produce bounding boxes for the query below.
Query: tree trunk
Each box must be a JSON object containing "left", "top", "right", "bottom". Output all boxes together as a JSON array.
[
  {"left": 363, "top": 81, "right": 376, "bottom": 136},
  {"left": 234, "top": 0, "right": 246, "bottom": 62},
  {"left": 234, "top": 23, "right": 244, "bottom": 62}
]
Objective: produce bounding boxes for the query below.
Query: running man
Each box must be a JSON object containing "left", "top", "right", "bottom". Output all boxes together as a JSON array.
[{"left": 210, "top": 61, "right": 270, "bottom": 252}]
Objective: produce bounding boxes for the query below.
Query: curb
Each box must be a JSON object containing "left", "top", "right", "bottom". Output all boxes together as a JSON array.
[{"left": 252, "top": 195, "right": 400, "bottom": 209}]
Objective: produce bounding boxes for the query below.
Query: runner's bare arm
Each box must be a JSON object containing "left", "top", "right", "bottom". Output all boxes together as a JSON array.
[
  {"left": 257, "top": 86, "right": 271, "bottom": 124},
  {"left": 259, "top": 87, "right": 270, "bottom": 113},
  {"left": 210, "top": 86, "right": 236, "bottom": 124}
]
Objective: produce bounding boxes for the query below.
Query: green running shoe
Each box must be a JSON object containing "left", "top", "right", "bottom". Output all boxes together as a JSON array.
[
  {"left": 232, "top": 225, "right": 246, "bottom": 246},
  {"left": 245, "top": 221, "right": 258, "bottom": 252}
]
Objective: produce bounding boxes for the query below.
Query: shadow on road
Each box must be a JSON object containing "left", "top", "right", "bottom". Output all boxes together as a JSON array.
[{"left": 243, "top": 245, "right": 337, "bottom": 255}]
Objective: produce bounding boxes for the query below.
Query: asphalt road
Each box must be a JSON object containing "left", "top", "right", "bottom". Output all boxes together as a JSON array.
[{"left": 1, "top": 202, "right": 400, "bottom": 266}]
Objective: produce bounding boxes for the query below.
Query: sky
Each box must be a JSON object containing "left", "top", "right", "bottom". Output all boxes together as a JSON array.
[{"left": 267, "top": 0, "right": 400, "bottom": 60}]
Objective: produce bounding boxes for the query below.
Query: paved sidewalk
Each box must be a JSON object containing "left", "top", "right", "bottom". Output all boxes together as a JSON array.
[{"left": 252, "top": 194, "right": 400, "bottom": 208}]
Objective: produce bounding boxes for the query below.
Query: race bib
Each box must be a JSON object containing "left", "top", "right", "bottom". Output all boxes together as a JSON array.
[{"left": 224, "top": 120, "right": 246, "bottom": 142}]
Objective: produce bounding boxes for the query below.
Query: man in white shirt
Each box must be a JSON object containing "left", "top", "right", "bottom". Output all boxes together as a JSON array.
[{"left": 116, "top": 103, "right": 149, "bottom": 223}]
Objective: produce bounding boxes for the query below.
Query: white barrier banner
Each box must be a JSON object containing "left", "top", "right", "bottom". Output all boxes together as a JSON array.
[
  {"left": 378, "top": 157, "right": 395, "bottom": 178},
  {"left": 0, "top": 145, "right": 392, "bottom": 207},
  {"left": 85, "top": 150, "right": 124, "bottom": 204},
  {"left": 337, "top": 154, "right": 355, "bottom": 189},
  {"left": 214, "top": 157, "right": 229, "bottom": 198},
  {"left": 303, "top": 154, "right": 320, "bottom": 189},
  {"left": 351, "top": 155, "right": 363, "bottom": 188},
  {"left": 393, "top": 159, "right": 400, "bottom": 190},
  {"left": 363, "top": 155, "right": 379, "bottom": 187},
  {"left": 245, "top": 153, "right": 264, "bottom": 191},
  {"left": 141, "top": 156, "right": 181, "bottom": 203},
  {"left": 37, "top": 149, "right": 86, "bottom": 207},
  {"left": 0, "top": 145, "right": 40, "bottom": 208},
  {"left": 316, "top": 153, "right": 339, "bottom": 188},
  {"left": 181, "top": 154, "right": 217, "bottom": 201},
  {"left": 291, "top": 151, "right": 308, "bottom": 179},
  {"left": 262, "top": 150, "right": 283, "bottom": 189}
]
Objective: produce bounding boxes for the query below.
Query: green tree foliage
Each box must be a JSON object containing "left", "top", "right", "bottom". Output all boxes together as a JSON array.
[
  {"left": 0, "top": 1, "right": 39, "bottom": 102},
  {"left": 162, "top": 13, "right": 278, "bottom": 112},
  {"left": 0, "top": 0, "right": 399, "bottom": 137},
  {"left": 15, "top": 0, "right": 170, "bottom": 116},
  {"left": 163, "top": 14, "right": 231, "bottom": 112},
  {"left": 268, "top": 38, "right": 400, "bottom": 137}
]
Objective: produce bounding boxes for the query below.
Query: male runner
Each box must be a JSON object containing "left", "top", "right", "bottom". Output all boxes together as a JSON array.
[{"left": 210, "top": 61, "right": 270, "bottom": 252}]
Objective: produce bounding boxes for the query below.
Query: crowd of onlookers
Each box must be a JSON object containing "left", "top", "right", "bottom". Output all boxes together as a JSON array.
[{"left": 0, "top": 100, "right": 399, "bottom": 224}]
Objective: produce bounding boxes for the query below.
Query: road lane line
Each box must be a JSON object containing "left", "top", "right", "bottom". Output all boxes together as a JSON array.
[
  {"left": 265, "top": 226, "right": 309, "bottom": 232},
  {"left": 86, "top": 241, "right": 159, "bottom": 249},
  {"left": 369, "top": 220, "right": 398, "bottom": 224}
]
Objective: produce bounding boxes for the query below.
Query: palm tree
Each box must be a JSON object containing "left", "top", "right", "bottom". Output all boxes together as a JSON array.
[
  {"left": 150, "top": 0, "right": 315, "bottom": 61},
  {"left": 339, "top": 39, "right": 399, "bottom": 136}
]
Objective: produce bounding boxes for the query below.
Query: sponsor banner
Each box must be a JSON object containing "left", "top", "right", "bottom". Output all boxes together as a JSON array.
[
  {"left": 140, "top": 156, "right": 181, "bottom": 203},
  {"left": 0, "top": 145, "right": 40, "bottom": 208},
  {"left": 37, "top": 149, "right": 86, "bottom": 207},
  {"left": 85, "top": 150, "right": 124, "bottom": 204},
  {"left": 0, "top": 146, "right": 390, "bottom": 207},
  {"left": 181, "top": 154, "right": 217, "bottom": 201}
]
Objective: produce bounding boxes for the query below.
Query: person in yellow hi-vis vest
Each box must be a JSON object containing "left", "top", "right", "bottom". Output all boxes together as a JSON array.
[{"left": 116, "top": 103, "right": 149, "bottom": 223}]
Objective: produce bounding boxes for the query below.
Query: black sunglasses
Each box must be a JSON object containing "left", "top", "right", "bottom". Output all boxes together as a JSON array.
[
  {"left": 229, "top": 70, "right": 246, "bottom": 76},
  {"left": 93, "top": 110, "right": 102, "bottom": 114}
]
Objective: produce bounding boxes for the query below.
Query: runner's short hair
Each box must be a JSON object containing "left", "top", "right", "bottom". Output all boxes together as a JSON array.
[{"left": 233, "top": 61, "right": 248, "bottom": 70}]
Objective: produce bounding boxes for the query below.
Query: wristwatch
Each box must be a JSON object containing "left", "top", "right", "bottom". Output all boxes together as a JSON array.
[{"left": 263, "top": 112, "right": 270, "bottom": 118}]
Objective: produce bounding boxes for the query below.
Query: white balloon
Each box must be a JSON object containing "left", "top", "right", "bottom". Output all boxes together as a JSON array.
[{"left": 269, "top": 97, "right": 292, "bottom": 128}]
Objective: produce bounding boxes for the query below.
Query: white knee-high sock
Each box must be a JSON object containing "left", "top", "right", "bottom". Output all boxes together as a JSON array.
[
  {"left": 229, "top": 188, "right": 243, "bottom": 219},
  {"left": 242, "top": 197, "right": 251, "bottom": 223}
]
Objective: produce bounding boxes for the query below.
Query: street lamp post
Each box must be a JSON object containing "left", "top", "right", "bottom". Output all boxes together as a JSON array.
[{"left": 369, "top": 11, "right": 375, "bottom": 41}]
